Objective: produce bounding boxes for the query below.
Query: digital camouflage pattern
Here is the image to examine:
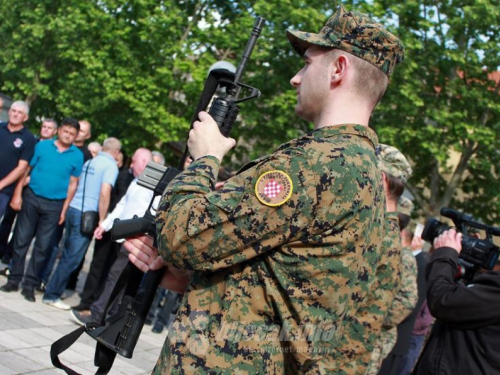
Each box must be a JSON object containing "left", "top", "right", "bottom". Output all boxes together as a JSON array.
[
  {"left": 286, "top": 5, "right": 405, "bottom": 77},
  {"left": 341, "top": 212, "right": 402, "bottom": 372},
  {"left": 155, "top": 124, "right": 385, "bottom": 373},
  {"left": 397, "top": 196, "right": 414, "bottom": 217},
  {"left": 377, "top": 144, "right": 412, "bottom": 183},
  {"left": 366, "top": 246, "right": 418, "bottom": 374},
  {"left": 405, "top": 218, "right": 417, "bottom": 235}
]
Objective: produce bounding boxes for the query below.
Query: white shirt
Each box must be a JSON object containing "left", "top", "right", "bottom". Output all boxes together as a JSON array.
[{"left": 101, "top": 178, "right": 159, "bottom": 232}]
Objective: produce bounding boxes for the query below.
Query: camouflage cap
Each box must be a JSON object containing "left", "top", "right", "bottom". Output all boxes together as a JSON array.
[
  {"left": 377, "top": 144, "right": 412, "bottom": 182},
  {"left": 397, "top": 196, "right": 414, "bottom": 217},
  {"left": 405, "top": 219, "right": 417, "bottom": 234},
  {"left": 286, "top": 5, "right": 405, "bottom": 77}
]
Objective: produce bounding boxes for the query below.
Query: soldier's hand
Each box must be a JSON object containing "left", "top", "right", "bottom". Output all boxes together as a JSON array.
[
  {"left": 124, "top": 234, "right": 166, "bottom": 272},
  {"left": 188, "top": 111, "right": 236, "bottom": 162},
  {"left": 160, "top": 266, "right": 193, "bottom": 294},
  {"left": 433, "top": 229, "right": 462, "bottom": 254}
]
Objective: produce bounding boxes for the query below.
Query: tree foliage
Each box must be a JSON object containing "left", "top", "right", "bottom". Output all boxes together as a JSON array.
[
  {"left": 370, "top": 0, "right": 500, "bottom": 222},
  {"left": 1, "top": 0, "right": 499, "bottom": 222}
]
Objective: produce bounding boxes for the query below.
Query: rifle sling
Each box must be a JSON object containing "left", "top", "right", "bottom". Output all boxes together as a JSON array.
[{"left": 49, "top": 262, "right": 143, "bottom": 374}]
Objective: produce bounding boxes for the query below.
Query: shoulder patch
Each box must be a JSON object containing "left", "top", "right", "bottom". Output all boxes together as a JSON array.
[{"left": 255, "top": 170, "right": 293, "bottom": 207}]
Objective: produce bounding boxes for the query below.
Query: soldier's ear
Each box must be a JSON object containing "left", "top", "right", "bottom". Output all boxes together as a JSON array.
[{"left": 331, "top": 54, "right": 348, "bottom": 85}]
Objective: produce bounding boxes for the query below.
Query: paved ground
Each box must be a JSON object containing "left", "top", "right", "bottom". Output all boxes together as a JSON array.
[{"left": 0, "top": 246, "right": 165, "bottom": 374}]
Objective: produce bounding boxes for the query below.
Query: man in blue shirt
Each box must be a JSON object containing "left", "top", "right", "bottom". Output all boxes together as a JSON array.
[
  {"left": 0, "top": 101, "right": 36, "bottom": 220},
  {"left": 42, "top": 137, "right": 120, "bottom": 309},
  {"left": 0, "top": 118, "right": 83, "bottom": 302}
]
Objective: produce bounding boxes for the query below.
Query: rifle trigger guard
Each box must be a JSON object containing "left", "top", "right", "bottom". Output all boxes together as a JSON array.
[{"left": 234, "top": 82, "right": 261, "bottom": 104}]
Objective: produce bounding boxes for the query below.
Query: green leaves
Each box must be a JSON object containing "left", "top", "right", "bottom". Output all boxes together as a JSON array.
[{"left": 0, "top": 0, "right": 499, "bottom": 222}]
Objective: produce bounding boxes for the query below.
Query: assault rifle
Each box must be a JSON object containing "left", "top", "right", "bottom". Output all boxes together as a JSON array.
[{"left": 50, "top": 16, "right": 265, "bottom": 374}]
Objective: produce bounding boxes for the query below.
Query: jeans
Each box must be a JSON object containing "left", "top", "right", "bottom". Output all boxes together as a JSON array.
[
  {"left": 9, "top": 188, "right": 63, "bottom": 289},
  {"left": 39, "top": 224, "right": 65, "bottom": 284},
  {"left": 43, "top": 206, "right": 92, "bottom": 301}
]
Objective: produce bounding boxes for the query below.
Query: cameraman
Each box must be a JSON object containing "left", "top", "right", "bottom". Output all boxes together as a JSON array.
[{"left": 414, "top": 229, "right": 500, "bottom": 374}]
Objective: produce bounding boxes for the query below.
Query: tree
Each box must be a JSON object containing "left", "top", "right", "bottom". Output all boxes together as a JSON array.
[
  {"left": 0, "top": 0, "right": 329, "bottom": 161},
  {"left": 2, "top": 0, "right": 499, "bottom": 223},
  {"left": 370, "top": 0, "right": 500, "bottom": 223}
]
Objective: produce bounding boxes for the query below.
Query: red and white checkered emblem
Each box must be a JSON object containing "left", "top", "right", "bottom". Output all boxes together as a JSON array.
[
  {"left": 263, "top": 180, "right": 282, "bottom": 198},
  {"left": 255, "top": 170, "right": 293, "bottom": 207}
]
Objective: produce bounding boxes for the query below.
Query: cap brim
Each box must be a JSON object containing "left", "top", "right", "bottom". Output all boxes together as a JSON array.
[{"left": 286, "top": 29, "right": 334, "bottom": 56}]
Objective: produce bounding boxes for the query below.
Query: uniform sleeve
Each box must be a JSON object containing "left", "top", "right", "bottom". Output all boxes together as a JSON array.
[
  {"left": 156, "top": 151, "right": 318, "bottom": 272},
  {"left": 426, "top": 247, "right": 500, "bottom": 329},
  {"left": 370, "top": 214, "right": 403, "bottom": 321},
  {"left": 384, "top": 248, "right": 418, "bottom": 327}
]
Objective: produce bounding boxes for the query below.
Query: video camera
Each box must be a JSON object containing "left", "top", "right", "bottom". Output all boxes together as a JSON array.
[{"left": 422, "top": 207, "right": 500, "bottom": 271}]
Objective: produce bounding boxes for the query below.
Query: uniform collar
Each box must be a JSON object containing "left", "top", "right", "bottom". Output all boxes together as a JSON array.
[
  {"left": 309, "top": 124, "right": 378, "bottom": 148},
  {"left": 278, "top": 124, "right": 379, "bottom": 152}
]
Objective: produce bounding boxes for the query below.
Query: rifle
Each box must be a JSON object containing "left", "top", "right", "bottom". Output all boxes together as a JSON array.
[{"left": 50, "top": 16, "right": 265, "bottom": 374}]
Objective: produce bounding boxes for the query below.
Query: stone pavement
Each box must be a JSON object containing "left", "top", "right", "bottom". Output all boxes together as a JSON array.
[{"left": 0, "top": 263, "right": 166, "bottom": 374}]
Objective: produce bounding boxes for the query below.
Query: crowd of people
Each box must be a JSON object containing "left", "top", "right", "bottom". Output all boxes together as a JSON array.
[
  {"left": 1, "top": 4, "right": 499, "bottom": 375},
  {"left": 0, "top": 102, "right": 177, "bottom": 335}
]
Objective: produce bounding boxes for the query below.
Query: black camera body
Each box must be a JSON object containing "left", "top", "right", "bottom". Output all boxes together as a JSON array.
[{"left": 422, "top": 207, "right": 500, "bottom": 271}]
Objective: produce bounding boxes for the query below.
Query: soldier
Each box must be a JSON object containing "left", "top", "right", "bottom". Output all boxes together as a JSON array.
[
  {"left": 351, "top": 144, "right": 413, "bottom": 372},
  {"left": 367, "top": 196, "right": 419, "bottom": 374},
  {"left": 126, "top": 5, "right": 405, "bottom": 373}
]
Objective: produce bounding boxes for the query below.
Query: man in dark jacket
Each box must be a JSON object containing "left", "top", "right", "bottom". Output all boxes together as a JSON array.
[{"left": 414, "top": 229, "right": 500, "bottom": 374}]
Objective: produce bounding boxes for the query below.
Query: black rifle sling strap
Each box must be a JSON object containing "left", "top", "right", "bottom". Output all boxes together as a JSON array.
[
  {"left": 49, "top": 263, "right": 141, "bottom": 374},
  {"left": 50, "top": 322, "right": 115, "bottom": 375},
  {"left": 49, "top": 68, "right": 233, "bottom": 374}
]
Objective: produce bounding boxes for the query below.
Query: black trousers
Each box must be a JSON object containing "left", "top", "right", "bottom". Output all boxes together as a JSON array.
[
  {"left": 0, "top": 205, "right": 17, "bottom": 261},
  {"left": 9, "top": 188, "right": 63, "bottom": 288},
  {"left": 90, "top": 245, "right": 129, "bottom": 323},
  {"left": 78, "top": 231, "right": 119, "bottom": 309}
]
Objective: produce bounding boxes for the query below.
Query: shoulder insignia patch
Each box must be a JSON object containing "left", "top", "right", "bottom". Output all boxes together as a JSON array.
[{"left": 255, "top": 170, "right": 293, "bottom": 207}]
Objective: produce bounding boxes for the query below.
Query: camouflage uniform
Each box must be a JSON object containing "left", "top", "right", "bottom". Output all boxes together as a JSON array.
[
  {"left": 350, "top": 145, "right": 413, "bottom": 372},
  {"left": 155, "top": 5, "right": 405, "bottom": 374},
  {"left": 156, "top": 126, "right": 384, "bottom": 373},
  {"left": 364, "top": 147, "right": 418, "bottom": 375},
  {"left": 366, "top": 246, "right": 418, "bottom": 374}
]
